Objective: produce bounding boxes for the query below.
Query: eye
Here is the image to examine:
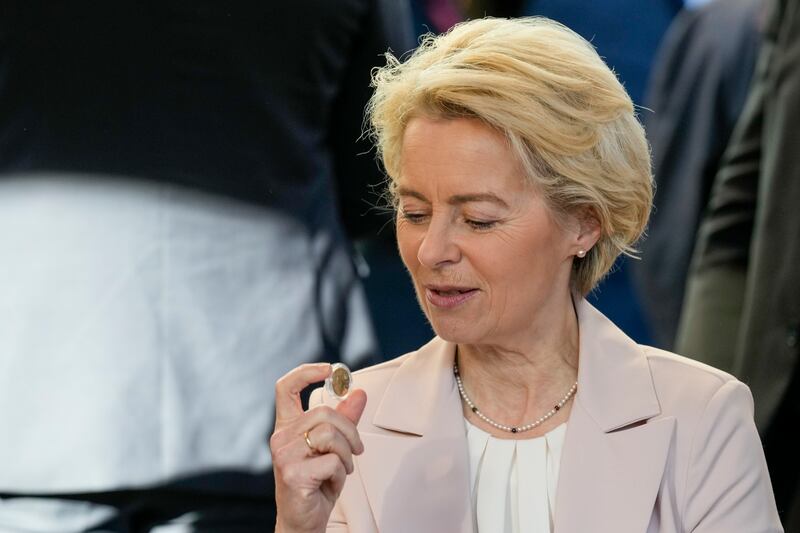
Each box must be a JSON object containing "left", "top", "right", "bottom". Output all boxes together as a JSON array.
[
  {"left": 465, "top": 219, "right": 497, "bottom": 230},
  {"left": 399, "top": 211, "right": 429, "bottom": 224}
]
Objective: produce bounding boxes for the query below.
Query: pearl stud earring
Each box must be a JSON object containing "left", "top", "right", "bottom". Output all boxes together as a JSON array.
[{"left": 577, "top": 250, "right": 586, "bottom": 258}]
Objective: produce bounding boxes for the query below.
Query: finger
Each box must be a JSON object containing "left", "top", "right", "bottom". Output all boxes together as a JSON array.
[
  {"left": 336, "top": 389, "right": 368, "bottom": 427},
  {"left": 275, "top": 451, "right": 345, "bottom": 497},
  {"left": 272, "top": 422, "right": 355, "bottom": 475},
  {"left": 304, "top": 405, "right": 364, "bottom": 455},
  {"left": 270, "top": 400, "right": 362, "bottom": 469},
  {"left": 312, "top": 454, "right": 348, "bottom": 505},
  {"left": 275, "top": 363, "right": 331, "bottom": 423},
  {"left": 307, "top": 423, "right": 355, "bottom": 474}
]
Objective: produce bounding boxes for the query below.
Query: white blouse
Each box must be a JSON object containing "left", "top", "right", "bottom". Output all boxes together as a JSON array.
[{"left": 465, "top": 419, "right": 567, "bottom": 533}]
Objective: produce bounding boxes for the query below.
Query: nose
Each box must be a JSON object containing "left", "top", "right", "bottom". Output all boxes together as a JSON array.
[{"left": 417, "top": 217, "right": 461, "bottom": 269}]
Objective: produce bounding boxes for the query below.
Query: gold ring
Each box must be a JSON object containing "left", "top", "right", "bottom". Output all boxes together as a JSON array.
[{"left": 304, "top": 430, "right": 315, "bottom": 452}]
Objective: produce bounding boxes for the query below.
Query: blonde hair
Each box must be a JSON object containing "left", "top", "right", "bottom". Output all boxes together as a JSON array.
[{"left": 367, "top": 17, "right": 653, "bottom": 295}]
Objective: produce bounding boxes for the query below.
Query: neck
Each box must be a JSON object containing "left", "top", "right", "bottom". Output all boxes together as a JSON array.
[{"left": 456, "top": 292, "right": 580, "bottom": 432}]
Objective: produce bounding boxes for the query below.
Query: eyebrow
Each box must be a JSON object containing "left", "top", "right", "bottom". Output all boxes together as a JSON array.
[{"left": 397, "top": 187, "right": 509, "bottom": 208}]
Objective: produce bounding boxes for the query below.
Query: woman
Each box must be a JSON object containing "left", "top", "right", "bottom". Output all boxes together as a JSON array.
[{"left": 270, "top": 17, "right": 782, "bottom": 533}]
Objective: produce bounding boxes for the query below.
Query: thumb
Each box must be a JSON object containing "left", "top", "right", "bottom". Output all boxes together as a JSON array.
[{"left": 336, "top": 389, "right": 367, "bottom": 425}]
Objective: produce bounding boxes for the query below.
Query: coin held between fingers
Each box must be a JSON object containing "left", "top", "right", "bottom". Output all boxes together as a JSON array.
[{"left": 325, "top": 363, "right": 352, "bottom": 401}]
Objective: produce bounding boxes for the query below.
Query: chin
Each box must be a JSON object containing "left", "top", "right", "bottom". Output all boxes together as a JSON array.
[
  {"left": 418, "top": 297, "right": 490, "bottom": 344},
  {"left": 429, "top": 318, "right": 485, "bottom": 345}
]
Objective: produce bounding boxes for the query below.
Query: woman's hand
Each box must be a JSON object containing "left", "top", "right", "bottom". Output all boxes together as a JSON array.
[{"left": 271, "top": 363, "right": 367, "bottom": 533}]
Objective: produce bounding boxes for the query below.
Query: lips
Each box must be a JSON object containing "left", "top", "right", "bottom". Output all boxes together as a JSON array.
[{"left": 425, "top": 285, "right": 479, "bottom": 308}]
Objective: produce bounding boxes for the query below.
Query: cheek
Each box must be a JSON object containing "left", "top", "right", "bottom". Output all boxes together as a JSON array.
[
  {"left": 484, "top": 258, "right": 516, "bottom": 301},
  {"left": 395, "top": 224, "right": 421, "bottom": 272},
  {"left": 481, "top": 235, "right": 550, "bottom": 296}
]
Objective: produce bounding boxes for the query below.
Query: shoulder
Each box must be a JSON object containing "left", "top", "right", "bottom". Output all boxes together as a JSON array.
[
  {"left": 639, "top": 345, "right": 755, "bottom": 447},
  {"left": 642, "top": 344, "right": 752, "bottom": 412},
  {"left": 638, "top": 348, "right": 780, "bottom": 529},
  {"left": 643, "top": 345, "right": 737, "bottom": 386},
  {"left": 642, "top": 345, "right": 744, "bottom": 396}
]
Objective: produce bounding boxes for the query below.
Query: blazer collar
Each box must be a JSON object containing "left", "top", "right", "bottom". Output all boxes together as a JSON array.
[
  {"left": 358, "top": 337, "right": 473, "bottom": 533},
  {"left": 371, "top": 336, "right": 455, "bottom": 436},
  {"left": 370, "top": 298, "right": 661, "bottom": 436},
  {"left": 357, "top": 299, "right": 671, "bottom": 533},
  {"left": 556, "top": 299, "right": 673, "bottom": 533},
  {"left": 572, "top": 298, "right": 661, "bottom": 431}
]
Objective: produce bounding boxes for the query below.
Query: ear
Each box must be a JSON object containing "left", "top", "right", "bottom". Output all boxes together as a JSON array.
[{"left": 572, "top": 207, "right": 601, "bottom": 256}]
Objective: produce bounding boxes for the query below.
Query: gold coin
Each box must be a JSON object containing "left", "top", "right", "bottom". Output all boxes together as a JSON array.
[
  {"left": 325, "top": 363, "right": 352, "bottom": 400},
  {"left": 331, "top": 367, "right": 350, "bottom": 396}
]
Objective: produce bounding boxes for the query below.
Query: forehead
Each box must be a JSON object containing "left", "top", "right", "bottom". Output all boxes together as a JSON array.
[{"left": 398, "top": 116, "right": 527, "bottom": 197}]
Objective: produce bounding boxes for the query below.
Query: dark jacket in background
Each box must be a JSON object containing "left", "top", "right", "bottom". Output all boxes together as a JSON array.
[
  {"left": 0, "top": 1, "right": 412, "bottom": 238},
  {"left": 632, "top": 0, "right": 763, "bottom": 348},
  {"left": 677, "top": 0, "right": 800, "bottom": 525}
]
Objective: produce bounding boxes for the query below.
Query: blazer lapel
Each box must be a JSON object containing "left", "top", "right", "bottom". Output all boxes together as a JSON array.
[
  {"left": 353, "top": 300, "right": 673, "bottom": 533},
  {"left": 356, "top": 339, "right": 473, "bottom": 533},
  {"left": 553, "top": 300, "right": 676, "bottom": 533},
  {"left": 553, "top": 400, "right": 675, "bottom": 532}
]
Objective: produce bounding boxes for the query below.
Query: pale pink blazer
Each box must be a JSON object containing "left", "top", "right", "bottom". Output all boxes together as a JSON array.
[{"left": 310, "top": 299, "right": 782, "bottom": 532}]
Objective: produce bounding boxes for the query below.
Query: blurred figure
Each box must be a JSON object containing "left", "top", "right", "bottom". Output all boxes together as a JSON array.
[
  {"left": 677, "top": 0, "right": 800, "bottom": 527},
  {"left": 0, "top": 1, "right": 411, "bottom": 530},
  {"left": 632, "top": 0, "right": 764, "bottom": 349}
]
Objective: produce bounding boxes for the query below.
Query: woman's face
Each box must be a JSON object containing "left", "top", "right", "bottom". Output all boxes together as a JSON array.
[{"left": 396, "top": 117, "right": 584, "bottom": 346}]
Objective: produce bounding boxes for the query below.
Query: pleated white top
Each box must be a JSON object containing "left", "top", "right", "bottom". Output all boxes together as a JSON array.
[{"left": 465, "top": 419, "right": 567, "bottom": 533}]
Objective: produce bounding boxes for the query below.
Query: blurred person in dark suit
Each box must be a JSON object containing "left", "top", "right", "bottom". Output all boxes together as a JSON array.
[
  {"left": 631, "top": 0, "right": 764, "bottom": 349},
  {"left": 677, "top": 0, "right": 800, "bottom": 527},
  {"left": 0, "top": 1, "right": 412, "bottom": 530}
]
